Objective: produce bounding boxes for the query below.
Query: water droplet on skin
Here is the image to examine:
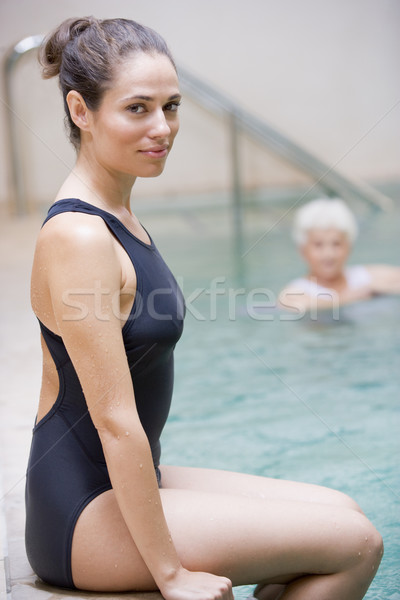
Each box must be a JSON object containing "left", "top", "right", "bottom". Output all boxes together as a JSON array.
[
  {"left": 114, "top": 563, "right": 118, "bottom": 569},
  {"left": 125, "top": 431, "right": 130, "bottom": 436},
  {"left": 139, "top": 464, "right": 143, "bottom": 468},
  {"left": 358, "top": 552, "right": 361, "bottom": 556},
  {"left": 117, "top": 435, "right": 120, "bottom": 440},
  {"left": 365, "top": 536, "right": 368, "bottom": 542}
]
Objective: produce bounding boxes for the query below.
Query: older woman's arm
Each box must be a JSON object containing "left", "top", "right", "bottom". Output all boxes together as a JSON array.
[
  {"left": 278, "top": 284, "right": 373, "bottom": 314},
  {"left": 366, "top": 265, "right": 400, "bottom": 295}
]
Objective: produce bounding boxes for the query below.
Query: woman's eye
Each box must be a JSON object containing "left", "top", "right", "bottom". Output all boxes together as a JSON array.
[
  {"left": 127, "top": 104, "right": 146, "bottom": 114},
  {"left": 164, "top": 101, "right": 181, "bottom": 112}
]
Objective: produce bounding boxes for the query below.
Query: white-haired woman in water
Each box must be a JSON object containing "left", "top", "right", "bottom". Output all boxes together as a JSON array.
[
  {"left": 279, "top": 198, "right": 400, "bottom": 313},
  {"left": 25, "top": 18, "right": 383, "bottom": 600}
]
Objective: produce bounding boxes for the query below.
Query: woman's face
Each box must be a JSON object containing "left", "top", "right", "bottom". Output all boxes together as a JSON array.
[
  {"left": 301, "top": 228, "right": 351, "bottom": 280},
  {"left": 85, "top": 52, "right": 181, "bottom": 179}
]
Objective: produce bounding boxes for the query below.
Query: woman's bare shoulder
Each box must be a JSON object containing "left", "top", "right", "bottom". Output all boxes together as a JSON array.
[
  {"left": 31, "top": 210, "right": 121, "bottom": 327},
  {"left": 32, "top": 210, "right": 120, "bottom": 295},
  {"left": 34, "top": 210, "right": 119, "bottom": 275},
  {"left": 38, "top": 210, "right": 112, "bottom": 248}
]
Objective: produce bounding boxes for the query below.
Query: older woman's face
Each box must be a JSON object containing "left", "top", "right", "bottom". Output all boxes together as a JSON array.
[
  {"left": 301, "top": 228, "right": 351, "bottom": 280},
  {"left": 85, "top": 52, "right": 181, "bottom": 179}
]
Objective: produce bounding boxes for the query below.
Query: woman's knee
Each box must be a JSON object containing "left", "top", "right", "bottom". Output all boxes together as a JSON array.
[
  {"left": 364, "top": 521, "right": 384, "bottom": 566},
  {"left": 351, "top": 513, "right": 384, "bottom": 571}
]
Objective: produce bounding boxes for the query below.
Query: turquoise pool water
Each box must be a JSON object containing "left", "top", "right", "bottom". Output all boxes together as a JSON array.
[{"left": 146, "top": 199, "right": 400, "bottom": 599}]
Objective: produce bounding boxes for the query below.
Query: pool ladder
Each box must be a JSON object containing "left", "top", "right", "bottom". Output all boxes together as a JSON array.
[{"left": 3, "top": 35, "right": 393, "bottom": 219}]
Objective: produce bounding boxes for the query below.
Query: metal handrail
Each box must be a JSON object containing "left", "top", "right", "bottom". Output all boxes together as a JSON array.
[
  {"left": 3, "top": 35, "right": 44, "bottom": 214},
  {"left": 177, "top": 65, "right": 393, "bottom": 211},
  {"left": 3, "top": 35, "right": 393, "bottom": 215}
]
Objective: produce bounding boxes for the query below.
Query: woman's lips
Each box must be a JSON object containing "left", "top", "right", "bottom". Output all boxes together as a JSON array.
[{"left": 140, "top": 146, "right": 168, "bottom": 158}]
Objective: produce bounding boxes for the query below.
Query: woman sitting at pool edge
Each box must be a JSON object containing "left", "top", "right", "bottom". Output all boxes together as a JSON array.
[
  {"left": 25, "top": 17, "right": 383, "bottom": 600},
  {"left": 279, "top": 197, "right": 400, "bottom": 314}
]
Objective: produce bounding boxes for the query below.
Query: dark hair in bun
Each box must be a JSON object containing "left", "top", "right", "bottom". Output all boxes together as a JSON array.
[{"left": 39, "top": 16, "right": 175, "bottom": 148}]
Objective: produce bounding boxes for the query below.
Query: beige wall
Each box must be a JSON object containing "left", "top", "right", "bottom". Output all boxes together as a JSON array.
[{"left": 0, "top": 0, "right": 399, "bottom": 211}]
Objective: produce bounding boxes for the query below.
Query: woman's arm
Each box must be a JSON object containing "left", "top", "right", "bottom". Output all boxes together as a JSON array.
[
  {"left": 278, "top": 284, "right": 372, "bottom": 315},
  {"left": 278, "top": 286, "right": 334, "bottom": 315},
  {"left": 39, "top": 213, "right": 232, "bottom": 599},
  {"left": 366, "top": 265, "right": 400, "bottom": 295}
]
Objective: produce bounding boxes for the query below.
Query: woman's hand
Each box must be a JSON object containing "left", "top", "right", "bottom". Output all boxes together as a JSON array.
[{"left": 160, "top": 567, "right": 233, "bottom": 600}]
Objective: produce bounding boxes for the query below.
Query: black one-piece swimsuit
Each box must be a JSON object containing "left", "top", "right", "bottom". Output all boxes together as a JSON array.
[{"left": 25, "top": 199, "right": 185, "bottom": 589}]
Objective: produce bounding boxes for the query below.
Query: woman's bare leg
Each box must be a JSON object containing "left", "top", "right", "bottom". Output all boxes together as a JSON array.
[
  {"left": 71, "top": 465, "right": 383, "bottom": 598},
  {"left": 161, "top": 466, "right": 381, "bottom": 599},
  {"left": 160, "top": 465, "right": 362, "bottom": 511},
  {"left": 161, "top": 464, "right": 370, "bottom": 600}
]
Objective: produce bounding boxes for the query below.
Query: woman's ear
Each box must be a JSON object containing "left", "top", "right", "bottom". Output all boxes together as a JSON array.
[{"left": 66, "top": 90, "right": 91, "bottom": 133}]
